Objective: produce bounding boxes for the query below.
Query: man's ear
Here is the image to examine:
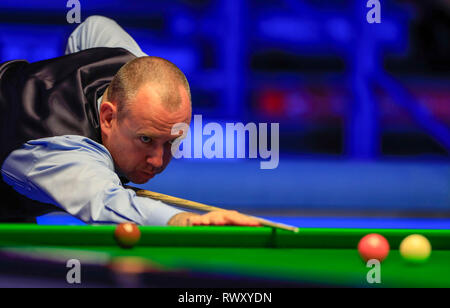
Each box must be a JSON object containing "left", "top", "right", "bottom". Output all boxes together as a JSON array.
[{"left": 100, "top": 101, "right": 117, "bottom": 136}]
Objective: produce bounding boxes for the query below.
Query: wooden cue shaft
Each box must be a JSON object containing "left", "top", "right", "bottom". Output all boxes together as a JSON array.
[{"left": 133, "top": 188, "right": 299, "bottom": 233}]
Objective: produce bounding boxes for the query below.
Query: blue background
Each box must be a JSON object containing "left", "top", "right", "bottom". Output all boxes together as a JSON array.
[{"left": 0, "top": 0, "right": 448, "bottom": 224}]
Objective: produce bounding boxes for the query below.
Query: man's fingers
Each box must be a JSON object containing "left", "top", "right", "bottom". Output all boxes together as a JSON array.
[
  {"left": 200, "top": 216, "right": 211, "bottom": 225},
  {"left": 187, "top": 215, "right": 212, "bottom": 226},
  {"left": 210, "top": 217, "right": 227, "bottom": 225},
  {"left": 220, "top": 210, "right": 260, "bottom": 226},
  {"left": 210, "top": 211, "right": 261, "bottom": 226},
  {"left": 173, "top": 210, "right": 263, "bottom": 227},
  {"left": 185, "top": 210, "right": 262, "bottom": 227}
]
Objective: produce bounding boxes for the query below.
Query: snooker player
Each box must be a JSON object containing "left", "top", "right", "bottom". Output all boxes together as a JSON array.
[{"left": 0, "top": 16, "right": 261, "bottom": 227}]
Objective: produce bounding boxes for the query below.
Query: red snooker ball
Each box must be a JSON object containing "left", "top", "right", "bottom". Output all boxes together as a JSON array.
[
  {"left": 357, "top": 233, "right": 390, "bottom": 262},
  {"left": 114, "top": 222, "right": 141, "bottom": 248}
]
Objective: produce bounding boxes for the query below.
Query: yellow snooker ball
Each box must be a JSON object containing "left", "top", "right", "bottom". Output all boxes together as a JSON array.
[{"left": 399, "top": 234, "right": 432, "bottom": 264}]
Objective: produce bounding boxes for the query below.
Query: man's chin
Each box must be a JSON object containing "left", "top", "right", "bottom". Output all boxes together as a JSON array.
[{"left": 129, "top": 174, "right": 155, "bottom": 184}]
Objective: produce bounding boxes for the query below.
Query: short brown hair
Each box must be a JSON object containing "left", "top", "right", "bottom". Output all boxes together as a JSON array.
[{"left": 107, "top": 56, "right": 191, "bottom": 120}]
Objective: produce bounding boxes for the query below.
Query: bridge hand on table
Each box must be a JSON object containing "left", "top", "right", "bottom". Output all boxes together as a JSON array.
[{"left": 167, "top": 210, "right": 262, "bottom": 227}]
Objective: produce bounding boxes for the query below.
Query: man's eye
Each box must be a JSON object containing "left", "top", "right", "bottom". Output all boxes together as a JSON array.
[{"left": 140, "top": 136, "right": 152, "bottom": 144}]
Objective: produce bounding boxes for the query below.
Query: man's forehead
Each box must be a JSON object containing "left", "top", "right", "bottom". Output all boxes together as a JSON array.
[
  {"left": 136, "top": 82, "right": 189, "bottom": 107},
  {"left": 126, "top": 102, "right": 190, "bottom": 137},
  {"left": 130, "top": 100, "right": 190, "bottom": 124}
]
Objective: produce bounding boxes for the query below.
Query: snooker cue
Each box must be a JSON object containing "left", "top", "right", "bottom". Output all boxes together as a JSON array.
[{"left": 128, "top": 187, "right": 299, "bottom": 233}]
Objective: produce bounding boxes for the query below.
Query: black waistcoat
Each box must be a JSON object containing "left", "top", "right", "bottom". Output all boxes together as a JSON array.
[{"left": 0, "top": 47, "right": 136, "bottom": 221}]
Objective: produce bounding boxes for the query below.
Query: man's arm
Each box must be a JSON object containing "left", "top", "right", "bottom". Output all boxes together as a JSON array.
[
  {"left": 1, "top": 135, "right": 184, "bottom": 225},
  {"left": 65, "top": 15, "right": 148, "bottom": 57},
  {"left": 1, "top": 136, "right": 262, "bottom": 226}
]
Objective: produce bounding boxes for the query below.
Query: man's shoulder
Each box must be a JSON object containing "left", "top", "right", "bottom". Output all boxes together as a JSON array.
[
  {"left": 43, "top": 47, "right": 134, "bottom": 64},
  {"left": 27, "top": 135, "right": 110, "bottom": 157}
]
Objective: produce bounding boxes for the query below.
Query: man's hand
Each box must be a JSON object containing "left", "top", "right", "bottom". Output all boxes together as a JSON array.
[{"left": 167, "top": 210, "right": 262, "bottom": 227}]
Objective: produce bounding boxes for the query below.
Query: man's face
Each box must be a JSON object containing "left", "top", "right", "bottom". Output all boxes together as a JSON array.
[{"left": 102, "top": 84, "right": 191, "bottom": 184}]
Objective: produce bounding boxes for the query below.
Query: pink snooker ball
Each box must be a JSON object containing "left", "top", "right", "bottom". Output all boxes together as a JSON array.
[{"left": 357, "top": 233, "right": 390, "bottom": 262}]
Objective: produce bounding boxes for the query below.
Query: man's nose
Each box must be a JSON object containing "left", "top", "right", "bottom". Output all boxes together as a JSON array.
[{"left": 146, "top": 145, "right": 164, "bottom": 170}]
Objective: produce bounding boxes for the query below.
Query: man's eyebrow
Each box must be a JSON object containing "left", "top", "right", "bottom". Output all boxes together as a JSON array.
[
  {"left": 136, "top": 130, "right": 153, "bottom": 135},
  {"left": 136, "top": 129, "right": 181, "bottom": 140},
  {"left": 135, "top": 126, "right": 157, "bottom": 135}
]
